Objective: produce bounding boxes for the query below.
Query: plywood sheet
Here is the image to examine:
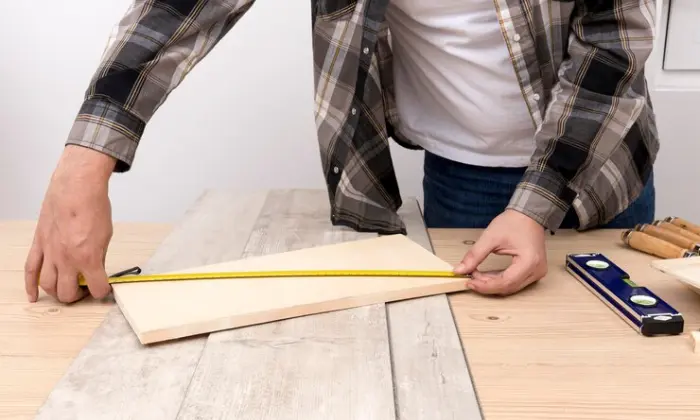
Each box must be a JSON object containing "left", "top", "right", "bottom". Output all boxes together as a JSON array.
[
  {"left": 114, "top": 234, "right": 467, "bottom": 344},
  {"left": 651, "top": 256, "right": 700, "bottom": 296}
]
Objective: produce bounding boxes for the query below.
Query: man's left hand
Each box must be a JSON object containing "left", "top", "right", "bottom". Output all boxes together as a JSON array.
[{"left": 454, "top": 209, "right": 548, "bottom": 295}]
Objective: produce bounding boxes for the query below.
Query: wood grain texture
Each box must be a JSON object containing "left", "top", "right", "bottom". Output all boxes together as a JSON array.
[
  {"left": 33, "top": 191, "right": 267, "bottom": 420},
  {"left": 389, "top": 201, "right": 483, "bottom": 420},
  {"left": 666, "top": 217, "right": 700, "bottom": 237},
  {"left": 177, "top": 305, "right": 395, "bottom": 419},
  {"left": 0, "top": 222, "right": 171, "bottom": 420},
  {"left": 637, "top": 224, "right": 700, "bottom": 252},
  {"left": 435, "top": 228, "right": 700, "bottom": 420},
  {"left": 175, "top": 189, "right": 397, "bottom": 419}
]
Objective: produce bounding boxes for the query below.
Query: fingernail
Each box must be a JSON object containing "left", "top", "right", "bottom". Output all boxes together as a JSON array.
[{"left": 454, "top": 263, "right": 465, "bottom": 273}]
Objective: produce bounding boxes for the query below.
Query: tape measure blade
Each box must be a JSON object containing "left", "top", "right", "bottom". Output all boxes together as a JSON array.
[{"left": 80, "top": 269, "right": 463, "bottom": 286}]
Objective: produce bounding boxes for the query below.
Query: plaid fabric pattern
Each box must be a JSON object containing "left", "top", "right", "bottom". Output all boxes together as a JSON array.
[{"left": 66, "top": 0, "right": 659, "bottom": 234}]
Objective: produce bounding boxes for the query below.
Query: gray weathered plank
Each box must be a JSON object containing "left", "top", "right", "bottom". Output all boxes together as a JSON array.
[
  {"left": 175, "top": 189, "right": 397, "bottom": 419},
  {"left": 143, "top": 190, "right": 268, "bottom": 271},
  {"left": 390, "top": 199, "right": 484, "bottom": 419},
  {"left": 34, "top": 190, "right": 268, "bottom": 420}
]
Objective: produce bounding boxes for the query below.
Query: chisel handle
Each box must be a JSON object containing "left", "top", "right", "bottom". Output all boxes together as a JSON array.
[
  {"left": 621, "top": 230, "right": 697, "bottom": 259},
  {"left": 635, "top": 223, "right": 700, "bottom": 253},
  {"left": 652, "top": 220, "right": 700, "bottom": 243},
  {"left": 664, "top": 216, "right": 700, "bottom": 237}
]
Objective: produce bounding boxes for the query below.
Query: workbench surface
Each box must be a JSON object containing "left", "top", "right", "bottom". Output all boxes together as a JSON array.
[{"left": 2, "top": 220, "right": 700, "bottom": 419}]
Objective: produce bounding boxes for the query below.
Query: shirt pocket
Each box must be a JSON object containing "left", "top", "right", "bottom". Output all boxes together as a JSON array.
[{"left": 316, "top": 0, "right": 357, "bottom": 20}]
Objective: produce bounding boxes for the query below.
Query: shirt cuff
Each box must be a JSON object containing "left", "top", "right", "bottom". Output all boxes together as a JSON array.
[
  {"left": 506, "top": 167, "right": 577, "bottom": 231},
  {"left": 64, "top": 98, "right": 146, "bottom": 173}
]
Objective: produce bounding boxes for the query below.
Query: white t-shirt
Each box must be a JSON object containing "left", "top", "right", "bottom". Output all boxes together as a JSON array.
[{"left": 385, "top": 0, "right": 537, "bottom": 167}]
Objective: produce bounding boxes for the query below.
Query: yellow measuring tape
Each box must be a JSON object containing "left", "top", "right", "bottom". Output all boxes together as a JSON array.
[{"left": 77, "top": 269, "right": 464, "bottom": 286}]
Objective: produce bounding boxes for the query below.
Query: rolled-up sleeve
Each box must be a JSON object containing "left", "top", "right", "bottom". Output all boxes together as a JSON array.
[
  {"left": 507, "top": 0, "right": 656, "bottom": 230},
  {"left": 66, "top": 0, "right": 255, "bottom": 172}
]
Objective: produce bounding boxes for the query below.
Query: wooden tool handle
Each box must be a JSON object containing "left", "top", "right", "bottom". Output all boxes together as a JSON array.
[
  {"left": 621, "top": 230, "right": 695, "bottom": 259},
  {"left": 652, "top": 220, "right": 700, "bottom": 243},
  {"left": 636, "top": 223, "right": 699, "bottom": 252},
  {"left": 664, "top": 216, "right": 700, "bottom": 236}
]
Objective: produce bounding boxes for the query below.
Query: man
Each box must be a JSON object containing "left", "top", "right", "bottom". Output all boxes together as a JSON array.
[{"left": 25, "top": 0, "right": 658, "bottom": 304}]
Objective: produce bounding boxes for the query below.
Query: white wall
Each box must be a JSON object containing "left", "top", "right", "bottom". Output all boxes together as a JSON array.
[
  {"left": 646, "top": 0, "right": 700, "bottom": 221},
  {"left": 0, "top": 1, "right": 424, "bottom": 223},
  {"left": 0, "top": 1, "right": 698, "bottom": 223}
]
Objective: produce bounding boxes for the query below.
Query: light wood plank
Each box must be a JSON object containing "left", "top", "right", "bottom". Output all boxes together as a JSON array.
[
  {"left": 650, "top": 255, "right": 700, "bottom": 296},
  {"left": 176, "top": 189, "right": 397, "bottom": 419},
  {"left": 390, "top": 199, "right": 483, "bottom": 419},
  {"left": 33, "top": 190, "right": 268, "bottom": 420},
  {"left": 116, "top": 233, "right": 465, "bottom": 344}
]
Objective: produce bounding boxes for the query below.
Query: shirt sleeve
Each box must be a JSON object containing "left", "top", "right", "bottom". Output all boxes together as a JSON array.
[
  {"left": 507, "top": 0, "right": 656, "bottom": 230},
  {"left": 65, "top": 0, "right": 254, "bottom": 172}
]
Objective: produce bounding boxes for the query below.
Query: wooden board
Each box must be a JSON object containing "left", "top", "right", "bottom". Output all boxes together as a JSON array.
[
  {"left": 34, "top": 189, "right": 483, "bottom": 420},
  {"left": 115, "top": 234, "right": 467, "bottom": 344},
  {"left": 651, "top": 256, "right": 700, "bottom": 296}
]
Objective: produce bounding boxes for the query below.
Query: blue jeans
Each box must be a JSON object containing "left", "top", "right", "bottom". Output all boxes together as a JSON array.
[{"left": 422, "top": 151, "right": 655, "bottom": 229}]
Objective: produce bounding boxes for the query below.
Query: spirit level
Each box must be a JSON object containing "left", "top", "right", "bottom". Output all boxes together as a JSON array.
[{"left": 565, "top": 253, "right": 684, "bottom": 336}]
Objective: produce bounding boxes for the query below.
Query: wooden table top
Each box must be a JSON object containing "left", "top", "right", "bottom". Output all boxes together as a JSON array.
[{"left": 2, "top": 220, "right": 699, "bottom": 420}]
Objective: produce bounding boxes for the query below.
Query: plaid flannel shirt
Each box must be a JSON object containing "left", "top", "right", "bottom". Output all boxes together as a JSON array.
[{"left": 67, "top": 0, "right": 659, "bottom": 234}]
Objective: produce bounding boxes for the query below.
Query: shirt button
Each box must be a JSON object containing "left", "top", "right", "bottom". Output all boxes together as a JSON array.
[
  {"left": 533, "top": 93, "right": 540, "bottom": 100},
  {"left": 333, "top": 166, "right": 339, "bottom": 174},
  {"left": 363, "top": 47, "right": 369, "bottom": 54},
  {"left": 351, "top": 107, "right": 357, "bottom": 115},
  {"left": 513, "top": 34, "right": 521, "bottom": 42}
]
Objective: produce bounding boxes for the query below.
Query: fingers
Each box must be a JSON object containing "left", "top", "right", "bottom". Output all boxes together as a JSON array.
[
  {"left": 24, "top": 240, "right": 43, "bottom": 302},
  {"left": 55, "top": 262, "right": 88, "bottom": 303},
  {"left": 454, "top": 233, "right": 497, "bottom": 275},
  {"left": 469, "top": 275, "right": 537, "bottom": 296},
  {"left": 39, "top": 257, "right": 58, "bottom": 300},
  {"left": 39, "top": 255, "right": 88, "bottom": 304},
  {"left": 468, "top": 255, "right": 547, "bottom": 296},
  {"left": 80, "top": 265, "right": 112, "bottom": 300},
  {"left": 66, "top": 243, "right": 112, "bottom": 299},
  {"left": 468, "top": 268, "right": 530, "bottom": 295}
]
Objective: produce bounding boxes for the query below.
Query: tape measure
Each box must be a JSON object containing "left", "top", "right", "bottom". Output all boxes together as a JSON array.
[
  {"left": 565, "top": 253, "right": 684, "bottom": 336},
  {"left": 78, "top": 267, "right": 464, "bottom": 287}
]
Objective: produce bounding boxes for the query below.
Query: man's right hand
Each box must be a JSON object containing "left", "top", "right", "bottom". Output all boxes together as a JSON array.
[{"left": 25, "top": 145, "right": 117, "bottom": 303}]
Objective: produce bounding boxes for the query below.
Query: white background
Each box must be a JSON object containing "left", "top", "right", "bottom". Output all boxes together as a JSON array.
[{"left": 1, "top": 1, "right": 698, "bottom": 223}]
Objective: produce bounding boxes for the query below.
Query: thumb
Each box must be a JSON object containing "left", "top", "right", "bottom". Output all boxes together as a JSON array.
[{"left": 455, "top": 233, "right": 497, "bottom": 274}]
